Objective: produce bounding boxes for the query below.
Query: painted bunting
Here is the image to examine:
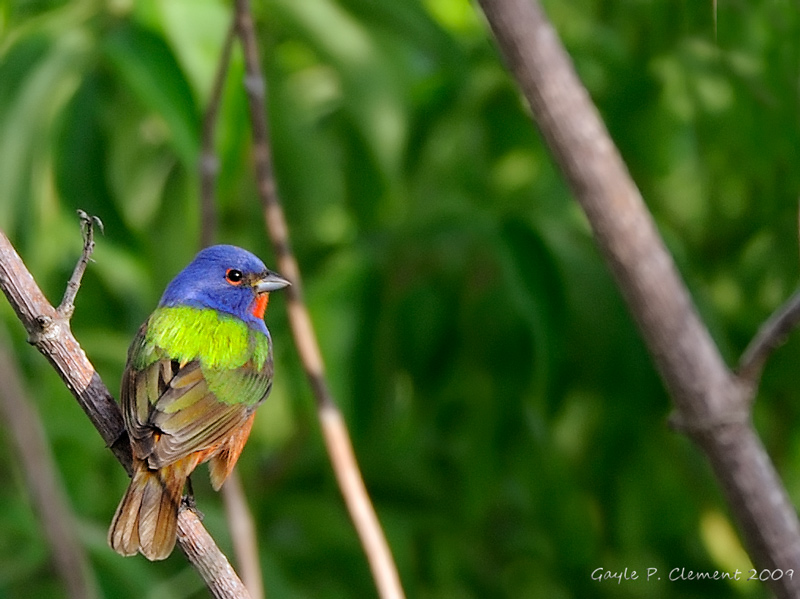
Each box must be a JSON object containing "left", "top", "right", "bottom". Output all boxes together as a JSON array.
[{"left": 108, "top": 245, "right": 289, "bottom": 560}]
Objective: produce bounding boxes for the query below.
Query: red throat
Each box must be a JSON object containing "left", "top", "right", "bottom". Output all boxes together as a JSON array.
[{"left": 252, "top": 294, "right": 269, "bottom": 320}]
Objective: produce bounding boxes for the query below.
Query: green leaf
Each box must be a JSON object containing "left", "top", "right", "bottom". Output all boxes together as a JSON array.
[
  {"left": 156, "top": 0, "right": 232, "bottom": 102},
  {"left": 102, "top": 21, "right": 199, "bottom": 168}
]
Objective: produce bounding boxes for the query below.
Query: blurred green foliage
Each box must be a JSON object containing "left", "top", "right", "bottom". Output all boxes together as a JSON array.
[{"left": 1, "top": 0, "right": 799, "bottom": 597}]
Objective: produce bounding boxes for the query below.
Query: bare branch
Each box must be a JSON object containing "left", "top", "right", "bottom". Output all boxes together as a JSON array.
[
  {"left": 177, "top": 509, "right": 252, "bottom": 599},
  {"left": 222, "top": 472, "right": 264, "bottom": 599},
  {"left": 738, "top": 290, "right": 800, "bottom": 384},
  {"left": 318, "top": 403, "right": 406, "bottom": 595},
  {"left": 0, "top": 227, "right": 251, "bottom": 599},
  {"left": 58, "top": 210, "right": 102, "bottom": 319},
  {"left": 201, "top": 23, "right": 266, "bottom": 596},
  {"left": 0, "top": 229, "right": 129, "bottom": 468},
  {"left": 735, "top": 202, "right": 800, "bottom": 384},
  {"left": 476, "top": 0, "right": 800, "bottom": 595},
  {"left": 0, "top": 336, "right": 98, "bottom": 599},
  {"left": 200, "top": 19, "right": 238, "bottom": 249},
  {"left": 232, "top": 3, "right": 406, "bottom": 598}
]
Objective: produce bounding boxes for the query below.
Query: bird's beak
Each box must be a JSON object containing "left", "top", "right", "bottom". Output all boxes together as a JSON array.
[{"left": 254, "top": 271, "right": 291, "bottom": 294}]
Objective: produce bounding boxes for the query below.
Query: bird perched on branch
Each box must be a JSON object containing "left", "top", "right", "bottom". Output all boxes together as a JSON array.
[{"left": 108, "top": 245, "right": 289, "bottom": 560}]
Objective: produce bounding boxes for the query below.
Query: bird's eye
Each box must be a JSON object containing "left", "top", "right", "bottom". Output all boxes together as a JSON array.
[{"left": 225, "top": 269, "right": 244, "bottom": 285}]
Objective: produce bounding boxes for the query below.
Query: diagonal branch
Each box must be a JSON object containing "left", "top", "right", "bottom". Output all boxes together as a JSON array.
[
  {"left": 232, "top": 2, "right": 406, "bottom": 598},
  {"left": 737, "top": 206, "right": 800, "bottom": 384},
  {"left": 0, "top": 228, "right": 129, "bottom": 469},
  {"left": 199, "top": 24, "right": 266, "bottom": 596},
  {"left": 0, "top": 227, "right": 251, "bottom": 599},
  {"left": 476, "top": 0, "right": 800, "bottom": 596},
  {"left": 221, "top": 470, "right": 264, "bottom": 599}
]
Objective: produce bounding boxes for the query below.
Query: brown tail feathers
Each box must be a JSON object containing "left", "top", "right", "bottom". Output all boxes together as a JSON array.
[{"left": 108, "top": 458, "right": 187, "bottom": 561}]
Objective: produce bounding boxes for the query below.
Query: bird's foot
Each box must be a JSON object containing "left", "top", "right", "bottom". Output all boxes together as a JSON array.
[{"left": 180, "top": 494, "right": 204, "bottom": 520}]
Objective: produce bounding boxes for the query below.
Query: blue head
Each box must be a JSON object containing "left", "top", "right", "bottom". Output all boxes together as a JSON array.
[{"left": 159, "top": 245, "right": 289, "bottom": 332}]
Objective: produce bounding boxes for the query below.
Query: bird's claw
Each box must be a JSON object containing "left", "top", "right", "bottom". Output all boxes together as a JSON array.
[{"left": 180, "top": 494, "right": 204, "bottom": 520}]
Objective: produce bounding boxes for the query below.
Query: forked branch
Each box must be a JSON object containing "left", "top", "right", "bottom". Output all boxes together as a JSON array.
[
  {"left": 737, "top": 207, "right": 800, "bottom": 385},
  {"left": 738, "top": 290, "right": 800, "bottom": 384},
  {"left": 476, "top": 0, "right": 800, "bottom": 596},
  {"left": 0, "top": 222, "right": 251, "bottom": 599}
]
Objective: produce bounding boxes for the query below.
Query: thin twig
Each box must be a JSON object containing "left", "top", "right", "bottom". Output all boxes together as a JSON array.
[
  {"left": 713, "top": 0, "right": 718, "bottom": 42},
  {"left": 0, "top": 229, "right": 129, "bottom": 468},
  {"left": 738, "top": 290, "right": 800, "bottom": 383},
  {"left": 233, "top": 3, "right": 406, "bottom": 598},
  {"left": 200, "top": 26, "right": 266, "bottom": 596},
  {"left": 200, "top": 19, "right": 238, "bottom": 249},
  {"left": 476, "top": 0, "right": 800, "bottom": 596},
  {"left": 736, "top": 192, "right": 800, "bottom": 386},
  {"left": 0, "top": 335, "right": 98, "bottom": 599},
  {"left": 58, "top": 210, "right": 102, "bottom": 318},
  {"left": 0, "top": 225, "right": 251, "bottom": 599}
]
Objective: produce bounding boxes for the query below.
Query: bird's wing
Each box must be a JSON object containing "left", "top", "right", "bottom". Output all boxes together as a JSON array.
[{"left": 121, "top": 325, "right": 272, "bottom": 469}]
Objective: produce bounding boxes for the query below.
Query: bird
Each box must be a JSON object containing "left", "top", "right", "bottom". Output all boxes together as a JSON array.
[{"left": 108, "top": 244, "right": 289, "bottom": 560}]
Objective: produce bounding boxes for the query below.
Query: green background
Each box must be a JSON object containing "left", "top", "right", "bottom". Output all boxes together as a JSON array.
[{"left": 1, "top": 0, "right": 799, "bottom": 597}]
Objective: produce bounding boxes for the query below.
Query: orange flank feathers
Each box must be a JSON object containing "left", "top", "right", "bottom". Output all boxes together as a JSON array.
[{"left": 208, "top": 413, "right": 256, "bottom": 490}]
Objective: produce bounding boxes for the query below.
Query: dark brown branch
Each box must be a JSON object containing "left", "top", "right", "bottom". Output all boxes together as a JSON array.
[
  {"left": 476, "top": 0, "right": 800, "bottom": 596},
  {"left": 738, "top": 290, "right": 800, "bottom": 383},
  {"left": 0, "top": 228, "right": 251, "bottom": 599},
  {"left": 200, "top": 19, "right": 238, "bottom": 249},
  {"left": 0, "top": 337, "right": 97, "bottom": 599},
  {"left": 233, "top": 3, "right": 406, "bottom": 598}
]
